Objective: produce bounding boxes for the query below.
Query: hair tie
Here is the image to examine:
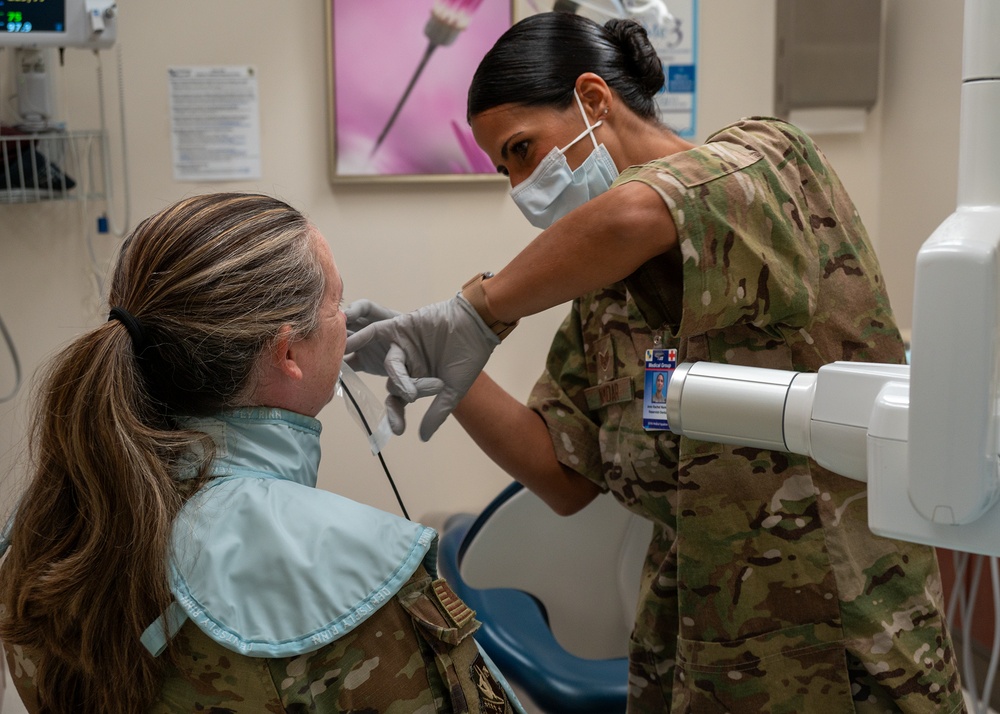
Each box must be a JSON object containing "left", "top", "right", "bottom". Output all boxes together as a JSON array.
[{"left": 108, "top": 306, "right": 146, "bottom": 353}]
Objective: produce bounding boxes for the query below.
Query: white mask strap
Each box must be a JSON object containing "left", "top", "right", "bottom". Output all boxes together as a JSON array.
[
  {"left": 557, "top": 119, "right": 604, "bottom": 157},
  {"left": 556, "top": 89, "right": 602, "bottom": 156},
  {"left": 573, "top": 89, "right": 601, "bottom": 151}
]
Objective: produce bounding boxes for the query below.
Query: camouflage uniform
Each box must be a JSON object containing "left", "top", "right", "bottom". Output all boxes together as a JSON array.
[
  {"left": 157, "top": 566, "right": 515, "bottom": 713},
  {"left": 528, "top": 118, "right": 965, "bottom": 713},
  {"left": 5, "top": 568, "right": 513, "bottom": 713}
]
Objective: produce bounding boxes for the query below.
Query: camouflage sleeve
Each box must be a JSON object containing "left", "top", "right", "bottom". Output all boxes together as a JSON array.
[
  {"left": 526, "top": 302, "right": 608, "bottom": 491},
  {"left": 615, "top": 137, "right": 818, "bottom": 336}
]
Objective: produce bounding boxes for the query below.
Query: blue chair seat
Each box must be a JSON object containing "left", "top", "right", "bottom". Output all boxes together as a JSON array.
[{"left": 438, "top": 508, "right": 629, "bottom": 714}]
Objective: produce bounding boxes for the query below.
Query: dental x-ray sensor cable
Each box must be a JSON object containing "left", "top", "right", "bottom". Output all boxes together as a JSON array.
[
  {"left": 0, "top": 312, "right": 22, "bottom": 403},
  {"left": 338, "top": 377, "right": 410, "bottom": 520}
]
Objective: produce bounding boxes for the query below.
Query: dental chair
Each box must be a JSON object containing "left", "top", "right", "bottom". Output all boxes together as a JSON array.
[{"left": 437, "top": 483, "right": 653, "bottom": 714}]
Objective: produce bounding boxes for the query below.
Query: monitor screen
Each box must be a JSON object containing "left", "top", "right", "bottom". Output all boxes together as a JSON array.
[{"left": 0, "top": 0, "right": 66, "bottom": 35}]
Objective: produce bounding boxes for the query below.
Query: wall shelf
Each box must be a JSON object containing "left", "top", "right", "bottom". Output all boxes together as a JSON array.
[{"left": 0, "top": 129, "right": 105, "bottom": 204}]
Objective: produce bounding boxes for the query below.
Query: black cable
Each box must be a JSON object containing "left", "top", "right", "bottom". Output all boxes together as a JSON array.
[
  {"left": 0, "top": 312, "right": 22, "bottom": 403},
  {"left": 338, "top": 377, "right": 410, "bottom": 520}
]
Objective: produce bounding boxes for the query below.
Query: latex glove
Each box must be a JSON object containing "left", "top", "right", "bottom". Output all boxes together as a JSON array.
[
  {"left": 343, "top": 299, "right": 443, "bottom": 434},
  {"left": 345, "top": 294, "right": 500, "bottom": 441}
]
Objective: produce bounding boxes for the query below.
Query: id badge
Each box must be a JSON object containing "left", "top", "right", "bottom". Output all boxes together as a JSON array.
[{"left": 643, "top": 348, "right": 676, "bottom": 431}]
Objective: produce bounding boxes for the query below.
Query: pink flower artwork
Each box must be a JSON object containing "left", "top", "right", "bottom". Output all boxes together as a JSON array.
[{"left": 330, "top": 0, "right": 510, "bottom": 179}]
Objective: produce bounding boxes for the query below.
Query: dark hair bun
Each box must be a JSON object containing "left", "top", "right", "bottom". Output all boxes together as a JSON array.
[{"left": 604, "top": 18, "right": 665, "bottom": 99}]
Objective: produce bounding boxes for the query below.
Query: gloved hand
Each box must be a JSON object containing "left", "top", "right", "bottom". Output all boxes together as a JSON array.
[
  {"left": 343, "top": 298, "right": 444, "bottom": 434},
  {"left": 344, "top": 299, "right": 400, "bottom": 375},
  {"left": 345, "top": 294, "right": 500, "bottom": 441}
]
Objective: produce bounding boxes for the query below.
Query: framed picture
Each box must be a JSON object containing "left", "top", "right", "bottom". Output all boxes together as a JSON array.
[{"left": 327, "top": 0, "right": 513, "bottom": 182}]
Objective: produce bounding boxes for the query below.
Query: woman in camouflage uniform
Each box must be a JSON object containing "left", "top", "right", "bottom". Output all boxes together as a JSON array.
[
  {"left": 346, "top": 12, "right": 966, "bottom": 714},
  {"left": 0, "top": 193, "right": 521, "bottom": 714}
]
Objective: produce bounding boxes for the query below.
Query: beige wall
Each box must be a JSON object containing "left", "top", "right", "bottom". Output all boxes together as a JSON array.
[
  {"left": 878, "top": 2, "right": 963, "bottom": 331},
  {"left": 0, "top": 0, "right": 964, "bottom": 531}
]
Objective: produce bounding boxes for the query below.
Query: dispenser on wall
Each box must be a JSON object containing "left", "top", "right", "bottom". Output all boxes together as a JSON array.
[{"left": 774, "top": 0, "right": 881, "bottom": 134}]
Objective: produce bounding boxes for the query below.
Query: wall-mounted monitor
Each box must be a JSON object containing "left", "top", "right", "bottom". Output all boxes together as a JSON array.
[{"left": 0, "top": 0, "right": 116, "bottom": 49}]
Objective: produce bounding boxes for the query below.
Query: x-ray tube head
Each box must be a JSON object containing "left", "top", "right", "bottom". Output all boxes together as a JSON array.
[
  {"left": 667, "top": 361, "right": 913, "bottom": 484},
  {"left": 666, "top": 362, "right": 800, "bottom": 452}
]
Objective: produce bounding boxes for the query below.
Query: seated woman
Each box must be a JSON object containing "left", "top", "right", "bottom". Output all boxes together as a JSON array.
[{"left": 0, "top": 193, "right": 521, "bottom": 714}]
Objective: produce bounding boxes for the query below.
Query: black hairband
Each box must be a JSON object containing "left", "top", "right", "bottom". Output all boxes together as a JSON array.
[{"left": 108, "top": 306, "right": 146, "bottom": 353}]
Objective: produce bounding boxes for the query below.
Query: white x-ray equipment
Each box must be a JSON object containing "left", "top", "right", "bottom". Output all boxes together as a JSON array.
[{"left": 666, "top": 0, "right": 1000, "bottom": 557}]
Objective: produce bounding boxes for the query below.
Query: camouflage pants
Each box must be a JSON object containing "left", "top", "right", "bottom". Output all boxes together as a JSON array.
[{"left": 622, "top": 457, "right": 966, "bottom": 714}]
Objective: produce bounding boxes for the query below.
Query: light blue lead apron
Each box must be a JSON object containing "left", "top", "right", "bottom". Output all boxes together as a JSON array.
[{"left": 141, "top": 407, "right": 439, "bottom": 658}]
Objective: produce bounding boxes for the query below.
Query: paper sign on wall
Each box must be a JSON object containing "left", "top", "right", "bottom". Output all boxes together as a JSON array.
[{"left": 168, "top": 66, "right": 262, "bottom": 182}]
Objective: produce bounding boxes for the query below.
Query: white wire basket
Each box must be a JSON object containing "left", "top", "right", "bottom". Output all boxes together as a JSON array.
[{"left": 0, "top": 129, "right": 105, "bottom": 204}]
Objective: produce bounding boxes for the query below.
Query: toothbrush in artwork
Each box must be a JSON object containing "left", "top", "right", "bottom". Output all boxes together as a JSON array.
[{"left": 371, "top": 0, "right": 486, "bottom": 156}]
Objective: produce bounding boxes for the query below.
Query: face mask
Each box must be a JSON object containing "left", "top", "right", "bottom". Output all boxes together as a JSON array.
[{"left": 510, "top": 91, "right": 619, "bottom": 230}]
